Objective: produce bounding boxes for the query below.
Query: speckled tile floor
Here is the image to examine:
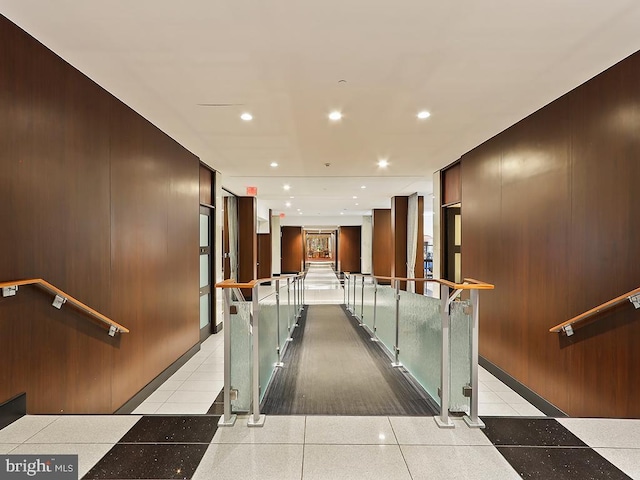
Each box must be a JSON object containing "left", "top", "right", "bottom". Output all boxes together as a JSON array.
[{"left": 3, "top": 414, "right": 639, "bottom": 479}]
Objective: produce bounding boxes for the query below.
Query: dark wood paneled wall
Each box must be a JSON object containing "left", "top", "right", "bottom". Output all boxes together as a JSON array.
[
  {"left": 257, "top": 233, "right": 272, "bottom": 280},
  {"left": 0, "top": 15, "right": 200, "bottom": 413},
  {"left": 237, "top": 197, "right": 257, "bottom": 298},
  {"left": 442, "top": 162, "right": 461, "bottom": 205},
  {"left": 281, "top": 227, "right": 303, "bottom": 273},
  {"left": 339, "top": 226, "right": 361, "bottom": 273},
  {"left": 372, "top": 209, "right": 392, "bottom": 280},
  {"left": 462, "top": 50, "right": 640, "bottom": 418},
  {"left": 199, "top": 165, "right": 213, "bottom": 205}
]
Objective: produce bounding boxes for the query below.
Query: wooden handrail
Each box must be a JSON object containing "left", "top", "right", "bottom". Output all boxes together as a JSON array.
[
  {"left": 550, "top": 285, "right": 640, "bottom": 333},
  {"left": 368, "top": 275, "right": 494, "bottom": 290},
  {"left": 0, "top": 278, "right": 129, "bottom": 334},
  {"left": 216, "top": 273, "right": 305, "bottom": 290}
]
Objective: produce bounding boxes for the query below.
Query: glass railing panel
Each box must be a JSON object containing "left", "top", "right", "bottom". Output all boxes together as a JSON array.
[
  {"left": 258, "top": 290, "right": 279, "bottom": 403},
  {"left": 353, "top": 276, "right": 363, "bottom": 320},
  {"left": 278, "top": 281, "right": 291, "bottom": 347},
  {"left": 397, "top": 290, "right": 441, "bottom": 406},
  {"left": 374, "top": 284, "right": 396, "bottom": 355},
  {"left": 450, "top": 299, "right": 471, "bottom": 414},
  {"left": 362, "top": 278, "right": 376, "bottom": 333},
  {"left": 230, "top": 300, "right": 252, "bottom": 412}
]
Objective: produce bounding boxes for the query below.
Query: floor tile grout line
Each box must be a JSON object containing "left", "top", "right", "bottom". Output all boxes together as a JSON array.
[{"left": 300, "top": 416, "right": 307, "bottom": 480}]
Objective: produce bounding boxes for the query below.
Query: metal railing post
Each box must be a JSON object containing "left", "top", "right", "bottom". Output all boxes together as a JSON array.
[
  {"left": 371, "top": 278, "right": 379, "bottom": 342},
  {"left": 360, "top": 275, "right": 365, "bottom": 321},
  {"left": 435, "top": 283, "right": 454, "bottom": 428},
  {"left": 218, "top": 288, "right": 237, "bottom": 427},
  {"left": 275, "top": 279, "right": 284, "bottom": 367},
  {"left": 287, "top": 277, "right": 292, "bottom": 331},
  {"left": 248, "top": 284, "right": 265, "bottom": 427},
  {"left": 391, "top": 279, "right": 401, "bottom": 367},
  {"left": 352, "top": 273, "right": 357, "bottom": 312},
  {"left": 346, "top": 274, "right": 350, "bottom": 310},
  {"left": 464, "top": 289, "right": 484, "bottom": 428}
]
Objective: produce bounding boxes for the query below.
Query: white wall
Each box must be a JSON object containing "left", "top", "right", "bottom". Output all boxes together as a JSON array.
[
  {"left": 361, "top": 215, "right": 372, "bottom": 274},
  {"left": 271, "top": 215, "right": 281, "bottom": 275}
]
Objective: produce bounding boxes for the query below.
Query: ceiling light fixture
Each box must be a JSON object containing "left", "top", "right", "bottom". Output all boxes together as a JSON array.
[
  {"left": 361, "top": 185, "right": 366, "bottom": 189},
  {"left": 285, "top": 202, "right": 291, "bottom": 207},
  {"left": 240, "top": 112, "right": 253, "bottom": 121},
  {"left": 283, "top": 184, "right": 291, "bottom": 191},
  {"left": 352, "top": 196, "right": 357, "bottom": 199},
  {"left": 417, "top": 110, "right": 431, "bottom": 119},
  {"left": 270, "top": 162, "right": 278, "bottom": 167},
  {"left": 378, "top": 159, "right": 389, "bottom": 168},
  {"left": 328, "top": 111, "right": 343, "bottom": 121}
]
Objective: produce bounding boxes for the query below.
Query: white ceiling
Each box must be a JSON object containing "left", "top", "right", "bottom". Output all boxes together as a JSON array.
[{"left": 2, "top": 1, "right": 640, "bottom": 220}]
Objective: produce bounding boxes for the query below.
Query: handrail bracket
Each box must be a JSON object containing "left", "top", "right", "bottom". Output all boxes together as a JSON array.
[
  {"left": 2, "top": 285, "right": 18, "bottom": 297},
  {"left": 629, "top": 293, "right": 640, "bottom": 309},
  {"left": 562, "top": 324, "right": 574, "bottom": 337},
  {"left": 52, "top": 294, "right": 67, "bottom": 309}
]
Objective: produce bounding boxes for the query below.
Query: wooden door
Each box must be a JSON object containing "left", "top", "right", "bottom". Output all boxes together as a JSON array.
[{"left": 281, "top": 226, "right": 303, "bottom": 273}]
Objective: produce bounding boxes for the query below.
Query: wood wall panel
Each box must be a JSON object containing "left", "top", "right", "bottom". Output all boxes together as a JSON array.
[
  {"left": 281, "top": 227, "right": 303, "bottom": 273},
  {"left": 339, "top": 226, "right": 361, "bottom": 273},
  {"left": 237, "top": 197, "right": 257, "bottom": 286},
  {"left": 258, "top": 233, "right": 272, "bottom": 280},
  {"left": 0, "top": 14, "right": 200, "bottom": 413},
  {"left": 391, "top": 197, "right": 408, "bottom": 289},
  {"left": 442, "top": 162, "right": 461, "bottom": 205},
  {"left": 199, "top": 165, "right": 213, "bottom": 205},
  {"left": 462, "top": 50, "right": 640, "bottom": 418},
  {"left": 372, "top": 209, "right": 391, "bottom": 279}
]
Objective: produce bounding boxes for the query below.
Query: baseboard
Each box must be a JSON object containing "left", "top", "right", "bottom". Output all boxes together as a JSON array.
[
  {"left": 213, "top": 321, "right": 223, "bottom": 334},
  {"left": 115, "top": 343, "right": 201, "bottom": 414},
  {"left": 479, "top": 356, "right": 567, "bottom": 417},
  {"left": 0, "top": 393, "right": 26, "bottom": 430}
]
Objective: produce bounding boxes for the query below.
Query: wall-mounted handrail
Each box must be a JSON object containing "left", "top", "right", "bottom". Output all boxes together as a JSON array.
[
  {"left": 550, "top": 285, "right": 640, "bottom": 334},
  {"left": 0, "top": 278, "right": 129, "bottom": 335}
]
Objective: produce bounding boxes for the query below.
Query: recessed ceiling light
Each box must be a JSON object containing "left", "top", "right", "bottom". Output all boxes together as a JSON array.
[
  {"left": 297, "top": 208, "right": 301, "bottom": 211},
  {"left": 352, "top": 196, "right": 357, "bottom": 199},
  {"left": 378, "top": 159, "right": 389, "bottom": 168},
  {"left": 355, "top": 203, "right": 359, "bottom": 206},
  {"left": 328, "top": 111, "right": 342, "bottom": 121},
  {"left": 417, "top": 110, "right": 431, "bottom": 119},
  {"left": 283, "top": 184, "right": 291, "bottom": 191},
  {"left": 299, "top": 211, "right": 303, "bottom": 215},
  {"left": 340, "top": 212, "right": 344, "bottom": 215},
  {"left": 270, "top": 162, "right": 278, "bottom": 167},
  {"left": 289, "top": 196, "right": 294, "bottom": 199},
  {"left": 240, "top": 112, "right": 253, "bottom": 121},
  {"left": 361, "top": 185, "right": 366, "bottom": 189},
  {"left": 285, "top": 202, "right": 291, "bottom": 207}
]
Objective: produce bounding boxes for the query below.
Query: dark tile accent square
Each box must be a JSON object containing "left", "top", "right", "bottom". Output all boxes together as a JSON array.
[
  {"left": 83, "top": 443, "right": 208, "bottom": 479},
  {"left": 213, "top": 388, "right": 224, "bottom": 404},
  {"left": 498, "top": 447, "right": 631, "bottom": 480},
  {"left": 206, "top": 388, "right": 224, "bottom": 415},
  {"left": 482, "top": 417, "right": 587, "bottom": 447},
  {"left": 119, "top": 416, "right": 219, "bottom": 443}
]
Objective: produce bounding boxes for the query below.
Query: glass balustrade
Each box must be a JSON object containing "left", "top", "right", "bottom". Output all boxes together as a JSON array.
[
  {"left": 450, "top": 299, "right": 472, "bottom": 414},
  {"left": 397, "top": 289, "right": 442, "bottom": 405},
  {"left": 229, "top": 295, "right": 252, "bottom": 412},
  {"left": 362, "top": 277, "right": 376, "bottom": 333},
  {"left": 373, "top": 283, "right": 397, "bottom": 356},
  {"left": 219, "top": 271, "right": 490, "bottom": 430}
]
